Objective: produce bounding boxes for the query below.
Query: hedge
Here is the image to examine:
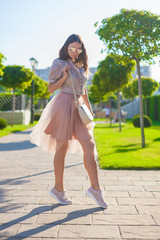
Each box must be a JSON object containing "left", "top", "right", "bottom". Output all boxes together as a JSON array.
[{"left": 145, "top": 95, "right": 160, "bottom": 121}]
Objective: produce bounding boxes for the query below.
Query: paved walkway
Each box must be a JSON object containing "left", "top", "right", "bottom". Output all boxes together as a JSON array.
[{"left": 0, "top": 129, "right": 160, "bottom": 240}]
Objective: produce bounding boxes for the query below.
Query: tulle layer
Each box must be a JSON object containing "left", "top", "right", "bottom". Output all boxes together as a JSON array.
[{"left": 30, "top": 92, "right": 97, "bottom": 156}]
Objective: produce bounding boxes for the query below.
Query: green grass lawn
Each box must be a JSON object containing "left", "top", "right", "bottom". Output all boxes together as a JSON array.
[
  {"left": 0, "top": 122, "right": 38, "bottom": 137},
  {"left": 94, "top": 122, "right": 160, "bottom": 169}
]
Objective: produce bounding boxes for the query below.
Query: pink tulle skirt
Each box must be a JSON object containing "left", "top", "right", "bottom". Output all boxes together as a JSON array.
[{"left": 30, "top": 92, "right": 97, "bottom": 156}]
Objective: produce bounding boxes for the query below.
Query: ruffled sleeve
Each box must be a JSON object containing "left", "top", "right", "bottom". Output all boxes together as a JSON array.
[{"left": 48, "top": 59, "right": 63, "bottom": 83}]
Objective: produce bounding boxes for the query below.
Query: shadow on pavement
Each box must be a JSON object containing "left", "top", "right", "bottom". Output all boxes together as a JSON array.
[
  {"left": 0, "top": 203, "right": 25, "bottom": 214},
  {"left": 0, "top": 162, "right": 83, "bottom": 185},
  {"left": 0, "top": 141, "right": 36, "bottom": 151},
  {"left": 2, "top": 205, "right": 102, "bottom": 239},
  {"left": 0, "top": 162, "right": 84, "bottom": 205},
  {"left": 13, "top": 131, "right": 32, "bottom": 135}
]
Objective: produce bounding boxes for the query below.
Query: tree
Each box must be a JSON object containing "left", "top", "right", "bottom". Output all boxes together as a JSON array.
[
  {"left": 40, "top": 82, "right": 50, "bottom": 99},
  {"left": 0, "top": 65, "right": 33, "bottom": 125},
  {"left": 95, "top": 8, "right": 160, "bottom": 147},
  {"left": 132, "top": 77, "right": 159, "bottom": 115},
  {"left": 89, "top": 72, "right": 106, "bottom": 104},
  {"left": 122, "top": 81, "right": 137, "bottom": 116},
  {"left": 22, "top": 75, "right": 47, "bottom": 98},
  {"left": 97, "top": 55, "right": 135, "bottom": 131},
  {"left": 0, "top": 52, "right": 6, "bottom": 78},
  {"left": 22, "top": 76, "right": 50, "bottom": 110}
]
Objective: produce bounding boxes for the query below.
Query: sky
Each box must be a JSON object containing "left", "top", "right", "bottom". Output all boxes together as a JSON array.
[{"left": 1, "top": 0, "right": 160, "bottom": 82}]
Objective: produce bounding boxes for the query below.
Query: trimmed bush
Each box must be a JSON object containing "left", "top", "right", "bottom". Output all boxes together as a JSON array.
[
  {"left": 34, "top": 113, "right": 41, "bottom": 121},
  {"left": 132, "top": 115, "right": 152, "bottom": 128},
  {"left": 0, "top": 118, "right": 7, "bottom": 129}
]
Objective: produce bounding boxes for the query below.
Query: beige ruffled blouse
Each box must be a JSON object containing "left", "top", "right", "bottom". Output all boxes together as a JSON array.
[{"left": 48, "top": 58, "right": 87, "bottom": 95}]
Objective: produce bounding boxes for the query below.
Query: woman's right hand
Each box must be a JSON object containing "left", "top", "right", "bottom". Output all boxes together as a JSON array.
[{"left": 62, "top": 65, "right": 70, "bottom": 80}]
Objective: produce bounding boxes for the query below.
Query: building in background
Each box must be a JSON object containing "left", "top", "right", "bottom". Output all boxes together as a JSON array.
[
  {"left": 35, "top": 65, "right": 152, "bottom": 84},
  {"left": 132, "top": 66, "right": 151, "bottom": 78},
  {"left": 35, "top": 68, "right": 50, "bottom": 82}
]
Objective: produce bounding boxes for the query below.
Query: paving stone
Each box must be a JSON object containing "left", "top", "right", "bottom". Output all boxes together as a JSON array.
[
  {"left": 104, "top": 191, "right": 130, "bottom": 197},
  {"left": 48, "top": 184, "right": 83, "bottom": 191},
  {"left": 118, "top": 176, "right": 142, "bottom": 180},
  {"left": 83, "top": 197, "right": 117, "bottom": 205},
  {"left": 103, "top": 205, "right": 138, "bottom": 215},
  {"left": 129, "top": 191, "right": 154, "bottom": 198},
  {"left": 58, "top": 225, "right": 121, "bottom": 238},
  {"left": 36, "top": 213, "right": 92, "bottom": 225},
  {"left": 104, "top": 185, "right": 145, "bottom": 191},
  {"left": 105, "top": 171, "right": 127, "bottom": 176},
  {"left": 19, "top": 184, "right": 48, "bottom": 190},
  {"left": 103, "top": 180, "right": 133, "bottom": 186},
  {"left": 16, "top": 224, "right": 59, "bottom": 238},
  {"left": 101, "top": 176, "right": 119, "bottom": 180},
  {"left": 0, "top": 212, "right": 38, "bottom": 224},
  {"left": 152, "top": 214, "right": 160, "bottom": 225},
  {"left": 0, "top": 204, "right": 25, "bottom": 213},
  {"left": 66, "top": 190, "right": 87, "bottom": 197},
  {"left": 8, "top": 190, "right": 35, "bottom": 197},
  {"left": 152, "top": 192, "right": 160, "bottom": 197},
  {"left": 9, "top": 196, "right": 41, "bottom": 204},
  {"left": 51, "top": 204, "right": 103, "bottom": 214},
  {"left": 144, "top": 186, "right": 160, "bottom": 192},
  {"left": 0, "top": 185, "right": 21, "bottom": 190},
  {"left": 132, "top": 180, "right": 159, "bottom": 186},
  {"left": 0, "top": 224, "right": 21, "bottom": 237},
  {"left": 92, "top": 214, "right": 155, "bottom": 225},
  {"left": 72, "top": 197, "right": 97, "bottom": 205},
  {"left": 23, "top": 204, "right": 54, "bottom": 214},
  {"left": 120, "top": 226, "right": 160, "bottom": 239},
  {"left": 117, "top": 197, "right": 160, "bottom": 205},
  {"left": 137, "top": 205, "right": 160, "bottom": 214},
  {"left": 43, "top": 238, "right": 81, "bottom": 240},
  {"left": 85, "top": 239, "right": 121, "bottom": 240},
  {"left": 141, "top": 176, "right": 160, "bottom": 181},
  {"left": 33, "top": 191, "right": 50, "bottom": 197}
]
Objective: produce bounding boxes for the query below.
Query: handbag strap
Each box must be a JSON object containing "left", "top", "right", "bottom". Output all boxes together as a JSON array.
[{"left": 65, "top": 61, "right": 79, "bottom": 104}]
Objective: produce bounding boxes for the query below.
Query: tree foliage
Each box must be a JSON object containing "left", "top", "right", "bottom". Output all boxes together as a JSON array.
[
  {"left": 0, "top": 52, "right": 6, "bottom": 78},
  {"left": 95, "top": 8, "right": 160, "bottom": 63},
  {"left": 97, "top": 54, "right": 135, "bottom": 93},
  {"left": 22, "top": 75, "right": 49, "bottom": 98},
  {"left": 122, "top": 81, "right": 136, "bottom": 100},
  {"left": 89, "top": 72, "right": 105, "bottom": 104},
  {"left": 132, "top": 77, "right": 159, "bottom": 97},
  {"left": 0, "top": 65, "right": 33, "bottom": 90}
]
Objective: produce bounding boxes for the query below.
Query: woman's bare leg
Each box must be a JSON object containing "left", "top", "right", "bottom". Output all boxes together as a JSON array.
[
  {"left": 79, "top": 139, "right": 100, "bottom": 191},
  {"left": 54, "top": 141, "right": 68, "bottom": 192}
]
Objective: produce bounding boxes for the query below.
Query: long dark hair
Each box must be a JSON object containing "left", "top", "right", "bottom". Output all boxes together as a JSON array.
[{"left": 59, "top": 34, "right": 88, "bottom": 73}]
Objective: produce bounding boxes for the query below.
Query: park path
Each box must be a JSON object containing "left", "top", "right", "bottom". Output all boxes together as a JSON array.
[{"left": 0, "top": 129, "right": 160, "bottom": 239}]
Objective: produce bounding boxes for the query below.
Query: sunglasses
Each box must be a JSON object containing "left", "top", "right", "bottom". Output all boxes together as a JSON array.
[{"left": 68, "top": 47, "right": 83, "bottom": 54}]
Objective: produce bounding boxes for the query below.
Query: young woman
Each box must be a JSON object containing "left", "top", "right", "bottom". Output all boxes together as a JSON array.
[{"left": 30, "top": 34, "right": 107, "bottom": 209}]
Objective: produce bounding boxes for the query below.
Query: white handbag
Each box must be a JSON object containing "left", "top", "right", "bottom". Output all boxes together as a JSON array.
[
  {"left": 78, "top": 103, "right": 93, "bottom": 125},
  {"left": 66, "top": 62, "right": 93, "bottom": 125}
]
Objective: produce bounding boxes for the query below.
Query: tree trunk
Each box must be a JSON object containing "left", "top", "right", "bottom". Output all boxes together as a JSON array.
[
  {"left": 145, "top": 97, "right": 147, "bottom": 115},
  {"left": 109, "top": 96, "right": 112, "bottom": 127},
  {"left": 118, "top": 91, "right": 121, "bottom": 132},
  {"left": 11, "top": 89, "right": 15, "bottom": 127},
  {"left": 136, "top": 60, "right": 145, "bottom": 148}
]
